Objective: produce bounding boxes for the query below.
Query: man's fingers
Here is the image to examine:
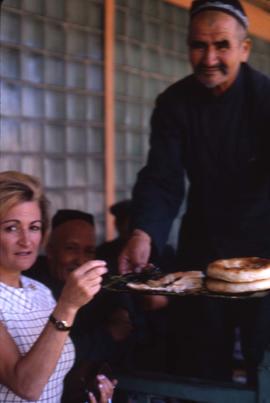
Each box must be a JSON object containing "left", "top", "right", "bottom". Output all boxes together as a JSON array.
[{"left": 118, "top": 254, "right": 133, "bottom": 274}]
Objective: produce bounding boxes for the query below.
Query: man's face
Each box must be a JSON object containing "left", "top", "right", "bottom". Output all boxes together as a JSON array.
[
  {"left": 47, "top": 219, "right": 96, "bottom": 282},
  {"left": 188, "top": 11, "right": 251, "bottom": 94}
]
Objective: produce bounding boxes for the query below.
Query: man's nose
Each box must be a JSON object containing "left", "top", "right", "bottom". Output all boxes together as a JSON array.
[
  {"left": 203, "top": 45, "right": 218, "bottom": 65},
  {"left": 76, "top": 252, "right": 89, "bottom": 266}
]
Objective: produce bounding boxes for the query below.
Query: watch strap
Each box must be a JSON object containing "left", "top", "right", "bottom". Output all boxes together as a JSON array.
[{"left": 49, "top": 314, "right": 72, "bottom": 331}]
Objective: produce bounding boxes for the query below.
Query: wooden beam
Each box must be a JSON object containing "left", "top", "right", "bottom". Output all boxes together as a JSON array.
[
  {"left": 165, "top": 0, "right": 270, "bottom": 42},
  {"left": 243, "top": 1, "right": 270, "bottom": 42},
  {"left": 104, "top": 0, "right": 115, "bottom": 239}
]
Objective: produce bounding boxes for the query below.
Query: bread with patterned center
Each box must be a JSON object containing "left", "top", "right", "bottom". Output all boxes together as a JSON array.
[{"left": 207, "top": 257, "right": 270, "bottom": 283}]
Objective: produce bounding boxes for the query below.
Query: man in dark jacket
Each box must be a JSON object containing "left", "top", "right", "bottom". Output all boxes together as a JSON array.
[{"left": 119, "top": 0, "right": 270, "bottom": 384}]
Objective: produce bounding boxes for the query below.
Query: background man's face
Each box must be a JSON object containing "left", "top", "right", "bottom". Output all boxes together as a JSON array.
[
  {"left": 188, "top": 11, "right": 250, "bottom": 94},
  {"left": 47, "top": 219, "right": 96, "bottom": 282}
]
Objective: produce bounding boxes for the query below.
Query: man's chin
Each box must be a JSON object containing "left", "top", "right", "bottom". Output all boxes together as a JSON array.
[
  {"left": 202, "top": 81, "right": 219, "bottom": 89},
  {"left": 197, "top": 76, "right": 223, "bottom": 89},
  {"left": 195, "top": 73, "right": 224, "bottom": 89}
]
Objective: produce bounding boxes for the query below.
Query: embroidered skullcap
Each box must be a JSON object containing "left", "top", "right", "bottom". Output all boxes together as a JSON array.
[
  {"left": 52, "top": 209, "right": 95, "bottom": 229},
  {"left": 190, "top": 0, "right": 249, "bottom": 28}
]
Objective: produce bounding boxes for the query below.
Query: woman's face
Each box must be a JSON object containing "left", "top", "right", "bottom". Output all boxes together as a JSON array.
[{"left": 0, "top": 201, "right": 42, "bottom": 276}]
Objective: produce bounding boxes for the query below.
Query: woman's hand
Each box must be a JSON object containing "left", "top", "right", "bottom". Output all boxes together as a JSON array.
[
  {"left": 58, "top": 260, "right": 108, "bottom": 311},
  {"left": 88, "top": 375, "right": 118, "bottom": 403}
]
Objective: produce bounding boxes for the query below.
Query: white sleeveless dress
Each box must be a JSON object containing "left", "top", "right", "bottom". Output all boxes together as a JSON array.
[{"left": 0, "top": 276, "right": 75, "bottom": 402}]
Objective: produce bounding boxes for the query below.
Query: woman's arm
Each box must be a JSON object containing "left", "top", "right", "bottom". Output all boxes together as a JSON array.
[{"left": 0, "top": 260, "right": 107, "bottom": 400}]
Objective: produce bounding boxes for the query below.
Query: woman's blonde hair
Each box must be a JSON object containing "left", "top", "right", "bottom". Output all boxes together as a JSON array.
[{"left": 0, "top": 171, "right": 50, "bottom": 241}]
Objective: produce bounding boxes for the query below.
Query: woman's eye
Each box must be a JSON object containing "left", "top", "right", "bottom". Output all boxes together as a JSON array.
[
  {"left": 4, "top": 225, "right": 18, "bottom": 232},
  {"left": 30, "top": 225, "right": 42, "bottom": 232}
]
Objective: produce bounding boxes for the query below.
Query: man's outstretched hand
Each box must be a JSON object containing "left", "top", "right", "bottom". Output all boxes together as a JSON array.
[{"left": 118, "top": 229, "right": 151, "bottom": 274}]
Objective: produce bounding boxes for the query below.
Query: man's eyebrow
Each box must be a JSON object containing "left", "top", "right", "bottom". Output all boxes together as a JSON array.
[
  {"left": 188, "top": 38, "right": 205, "bottom": 43},
  {"left": 214, "top": 39, "right": 230, "bottom": 46},
  {"left": 188, "top": 40, "right": 207, "bottom": 46}
]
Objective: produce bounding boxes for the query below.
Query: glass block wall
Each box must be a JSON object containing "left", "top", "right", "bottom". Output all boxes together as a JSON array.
[
  {"left": 249, "top": 35, "right": 270, "bottom": 75},
  {"left": 0, "top": 0, "right": 105, "bottom": 240},
  {"left": 114, "top": 0, "right": 191, "bottom": 201}
]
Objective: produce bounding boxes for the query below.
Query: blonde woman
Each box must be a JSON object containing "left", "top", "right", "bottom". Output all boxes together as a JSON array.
[{"left": 0, "top": 171, "right": 114, "bottom": 402}]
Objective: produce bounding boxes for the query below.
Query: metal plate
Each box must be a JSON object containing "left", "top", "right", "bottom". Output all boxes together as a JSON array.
[{"left": 103, "top": 272, "right": 270, "bottom": 299}]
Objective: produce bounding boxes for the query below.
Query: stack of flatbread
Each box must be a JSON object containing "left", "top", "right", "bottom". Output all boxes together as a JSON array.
[
  {"left": 127, "top": 270, "right": 204, "bottom": 293},
  {"left": 206, "top": 257, "right": 270, "bottom": 294}
]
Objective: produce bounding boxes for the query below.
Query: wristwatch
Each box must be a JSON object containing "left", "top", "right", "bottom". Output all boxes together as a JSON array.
[{"left": 49, "top": 314, "right": 72, "bottom": 331}]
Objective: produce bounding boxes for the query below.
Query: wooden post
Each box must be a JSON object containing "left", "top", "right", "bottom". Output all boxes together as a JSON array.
[{"left": 104, "top": 0, "right": 115, "bottom": 239}]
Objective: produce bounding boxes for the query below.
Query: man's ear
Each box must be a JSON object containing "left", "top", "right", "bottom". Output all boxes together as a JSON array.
[{"left": 241, "top": 37, "right": 252, "bottom": 62}]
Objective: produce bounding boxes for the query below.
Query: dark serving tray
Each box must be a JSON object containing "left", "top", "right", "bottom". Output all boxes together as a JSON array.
[{"left": 102, "top": 270, "right": 270, "bottom": 300}]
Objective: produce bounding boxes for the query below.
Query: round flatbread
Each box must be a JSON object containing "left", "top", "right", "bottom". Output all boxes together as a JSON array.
[
  {"left": 127, "top": 271, "right": 204, "bottom": 293},
  {"left": 206, "top": 277, "right": 270, "bottom": 294},
  {"left": 207, "top": 257, "right": 270, "bottom": 283},
  {"left": 146, "top": 270, "right": 203, "bottom": 288}
]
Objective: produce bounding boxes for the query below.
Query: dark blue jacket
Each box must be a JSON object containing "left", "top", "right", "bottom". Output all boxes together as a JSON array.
[{"left": 132, "top": 63, "right": 270, "bottom": 267}]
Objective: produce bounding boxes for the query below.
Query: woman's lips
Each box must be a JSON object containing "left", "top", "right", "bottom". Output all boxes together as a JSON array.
[{"left": 15, "top": 251, "right": 32, "bottom": 256}]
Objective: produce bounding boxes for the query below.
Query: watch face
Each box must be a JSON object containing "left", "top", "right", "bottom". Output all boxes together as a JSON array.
[
  {"left": 57, "top": 321, "right": 66, "bottom": 330},
  {"left": 50, "top": 315, "right": 71, "bottom": 331},
  {"left": 56, "top": 319, "right": 70, "bottom": 330}
]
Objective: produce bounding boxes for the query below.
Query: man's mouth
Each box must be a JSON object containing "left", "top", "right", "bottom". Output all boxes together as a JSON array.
[
  {"left": 196, "top": 64, "right": 227, "bottom": 76},
  {"left": 202, "top": 67, "right": 220, "bottom": 74}
]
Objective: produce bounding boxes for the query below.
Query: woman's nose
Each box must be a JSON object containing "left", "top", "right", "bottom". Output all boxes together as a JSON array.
[{"left": 18, "top": 230, "right": 31, "bottom": 246}]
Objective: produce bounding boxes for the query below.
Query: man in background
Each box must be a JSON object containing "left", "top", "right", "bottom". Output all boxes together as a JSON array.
[
  {"left": 97, "top": 200, "right": 132, "bottom": 275},
  {"left": 27, "top": 209, "right": 134, "bottom": 368}
]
